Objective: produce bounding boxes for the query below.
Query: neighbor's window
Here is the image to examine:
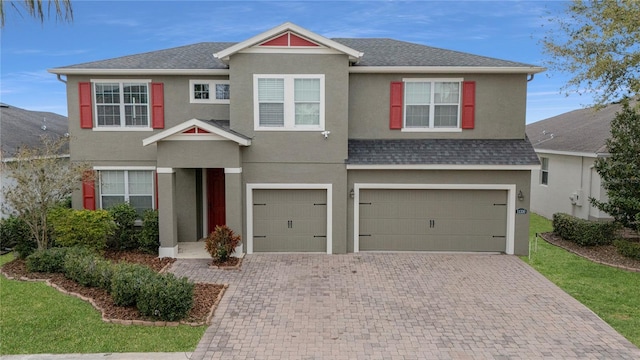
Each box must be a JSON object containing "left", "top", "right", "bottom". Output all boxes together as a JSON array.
[
  {"left": 541, "top": 157, "right": 549, "bottom": 185},
  {"left": 100, "top": 170, "right": 154, "bottom": 216},
  {"left": 254, "top": 74, "right": 324, "bottom": 131},
  {"left": 404, "top": 79, "right": 461, "bottom": 130},
  {"left": 189, "top": 80, "right": 230, "bottom": 104},
  {"left": 94, "top": 82, "right": 149, "bottom": 127}
]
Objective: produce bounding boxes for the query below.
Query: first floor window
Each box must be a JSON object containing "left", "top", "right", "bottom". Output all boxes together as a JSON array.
[
  {"left": 100, "top": 170, "right": 154, "bottom": 216},
  {"left": 254, "top": 74, "right": 324, "bottom": 130},
  {"left": 189, "top": 80, "right": 230, "bottom": 103},
  {"left": 404, "top": 79, "right": 461, "bottom": 129},
  {"left": 94, "top": 82, "right": 149, "bottom": 127},
  {"left": 540, "top": 157, "right": 549, "bottom": 185}
]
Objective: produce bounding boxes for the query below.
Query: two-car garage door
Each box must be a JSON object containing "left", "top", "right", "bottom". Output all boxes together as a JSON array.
[{"left": 359, "top": 189, "right": 508, "bottom": 252}]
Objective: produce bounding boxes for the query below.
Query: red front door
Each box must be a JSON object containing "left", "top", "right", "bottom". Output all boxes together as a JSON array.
[{"left": 207, "top": 168, "right": 226, "bottom": 234}]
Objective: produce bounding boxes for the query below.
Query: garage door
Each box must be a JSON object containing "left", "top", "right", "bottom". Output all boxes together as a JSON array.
[
  {"left": 359, "top": 189, "right": 507, "bottom": 252},
  {"left": 253, "top": 189, "right": 327, "bottom": 252}
]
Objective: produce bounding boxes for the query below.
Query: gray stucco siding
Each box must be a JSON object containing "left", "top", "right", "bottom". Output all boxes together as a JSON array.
[
  {"left": 347, "top": 170, "right": 532, "bottom": 255},
  {"left": 157, "top": 141, "right": 241, "bottom": 169},
  {"left": 348, "top": 73, "right": 527, "bottom": 140}
]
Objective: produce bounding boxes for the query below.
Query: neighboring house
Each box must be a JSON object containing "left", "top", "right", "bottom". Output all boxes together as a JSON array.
[
  {"left": 0, "top": 103, "right": 69, "bottom": 218},
  {"left": 526, "top": 103, "right": 619, "bottom": 221},
  {"left": 48, "top": 22, "right": 543, "bottom": 257}
]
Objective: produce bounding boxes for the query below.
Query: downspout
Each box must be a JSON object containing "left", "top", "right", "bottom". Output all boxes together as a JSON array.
[
  {"left": 56, "top": 74, "right": 67, "bottom": 83},
  {"left": 527, "top": 74, "right": 535, "bottom": 82}
]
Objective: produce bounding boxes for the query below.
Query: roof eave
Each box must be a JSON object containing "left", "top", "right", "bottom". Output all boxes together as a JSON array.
[
  {"left": 346, "top": 164, "right": 539, "bottom": 170},
  {"left": 48, "top": 68, "right": 230, "bottom": 75},
  {"left": 348, "top": 66, "right": 546, "bottom": 74}
]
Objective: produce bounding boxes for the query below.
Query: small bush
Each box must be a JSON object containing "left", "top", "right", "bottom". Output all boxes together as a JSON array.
[
  {"left": 63, "top": 247, "right": 112, "bottom": 288},
  {"left": 108, "top": 202, "right": 139, "bottom": 250},
  {"left": 614, "top": 239, "right": 640, "bottom": 261},
  {"left": 0, "top": 215, "right": 35, "bottom": 259},
  {"left": 205, "top": 225, "right": 241, "bottom": 262},
  {"left": 139, "top": 209, "right": 159, "bottom": 254},
  {"left": 137, "top": 273, "right": 194, "bottom": 321},
  {"left": 110, "top": 262, "right": 157, "bottom": 307},
  {"left": 49, "top": 208, "right": 115, "bottom": 253},
  {"left": 553, "top": 213, "right": 619, "bottom": 246},
  {"left": 26, "top": 247, "right": 69, "bottom": 273}
]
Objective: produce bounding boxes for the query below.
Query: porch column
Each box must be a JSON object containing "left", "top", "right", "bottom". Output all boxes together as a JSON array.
[
  {"left": 157, "top": 167, "right": 178, "bottom": 258},
  {"left": 224, "top": 167, "right": 243, "bottom": 256}
]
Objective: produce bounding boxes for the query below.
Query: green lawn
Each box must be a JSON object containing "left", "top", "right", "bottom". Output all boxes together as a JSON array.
[
  {"left": 523, "top": 213, "right": 640, "bottom": 347},
  {"left": 0, "top": 253, "right": 207, "bottom": 355}
]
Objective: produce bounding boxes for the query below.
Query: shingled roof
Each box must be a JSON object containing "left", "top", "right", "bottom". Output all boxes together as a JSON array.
[
  {"left": 525, "top": 103, "right": 625, "bottom": 155},
  {"left": 50, "top": 38, "right": 539, "bottom": 72},
  {"left": 347, "top": 138, "right": 539, "bottom": 166}
]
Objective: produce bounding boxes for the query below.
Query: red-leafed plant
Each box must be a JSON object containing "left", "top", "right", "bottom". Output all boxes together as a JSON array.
[{"left": 205, "top": 225, "right": 241, "bottom": 263}]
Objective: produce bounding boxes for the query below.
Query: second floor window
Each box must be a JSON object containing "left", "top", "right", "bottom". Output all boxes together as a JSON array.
[
  {"left": 404, "top": 79, "right": 461, "bottom": 129},
  {"left": 254, "top": 74, "right": 325, "bottom": 131},
  {"left": 190, "top": 80, "right": 230, "bottom": 104},
  {"left": 95, "top": 82, "right": 149, "bottom": 127}
]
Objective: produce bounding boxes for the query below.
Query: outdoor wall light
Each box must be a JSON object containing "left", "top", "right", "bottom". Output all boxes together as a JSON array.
[
  {"left": 517, "top": 190, "right": 524, "bottom": 201},
  {"left": 350, "top": 189, "right": 354, "bottom": 198}
]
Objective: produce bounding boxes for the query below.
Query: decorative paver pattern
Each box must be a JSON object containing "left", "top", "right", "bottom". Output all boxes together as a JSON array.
[{"left": 170, "top": 254, "right": 640, "bottom": 359}]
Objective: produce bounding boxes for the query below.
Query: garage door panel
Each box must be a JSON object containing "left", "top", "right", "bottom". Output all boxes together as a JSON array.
[{"left": 359, "top": 189, "right": 508, "bottom": 252}]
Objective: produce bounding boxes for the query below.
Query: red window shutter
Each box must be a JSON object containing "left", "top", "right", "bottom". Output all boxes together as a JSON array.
[
  {"left": 461, "top": 81, "right": 476, "bottom": 129},
  {"left": 151, "top": 82, "right": 164, "bottom": 129},
  {"left": 78, "top": 82, "right": 93, "bottom": 129},
  {"left": 82, "top": 171, "right": 96, "bottom": 210},
  {"left": 389, "top": 82, "right": 403, "bottom": 130}
]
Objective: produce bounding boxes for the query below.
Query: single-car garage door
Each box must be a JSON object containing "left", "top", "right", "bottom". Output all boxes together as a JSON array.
[
  {"left": 253, "top": 189, "right": 327, "bottom": 252},
  {"left": 359, "top": 189, "right": 507, "bottom": 252}
]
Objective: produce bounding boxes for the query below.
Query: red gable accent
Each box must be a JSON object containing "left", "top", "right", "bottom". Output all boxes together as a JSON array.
[
  {"left": 182, "top": 127, "right": 211, "bottom": 134},
  {"left": 290, "top": 33, "right": 319, "bottom": 47},
  {"left": 261, "top": 33, "right": 289, "bottom": 46},
  {"left": 183, "top": 128, "right": 196, "bottom": 134}
]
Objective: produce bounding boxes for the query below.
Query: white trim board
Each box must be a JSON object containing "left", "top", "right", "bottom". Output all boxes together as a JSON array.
[
  {"left": 534, "top": 149, "right": 606, "bottom": 158},
  {"left": 346, "top": 164, "right": 539, "bottom": 170},
  {"left": 246, "top": 183, "right": 333, "bottom": 255},
  {"left": 352, "top": 183, "right": 516, "bottom": 255}
]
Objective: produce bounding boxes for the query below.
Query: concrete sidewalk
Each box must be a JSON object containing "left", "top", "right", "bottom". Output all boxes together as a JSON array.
[{"left": 0, "top": 353, "right": 191, "bottom": 360}]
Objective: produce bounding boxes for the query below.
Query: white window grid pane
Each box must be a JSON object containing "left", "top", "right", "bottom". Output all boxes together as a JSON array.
[
  {"left": 97, "top": 105, "right": 121, "bottom": 126},
  {"left": 124, "top": 105, "right": 149, "bottom": 126},
  {"left": 294, "top": 79, "right": 320, "bottom": 102},
  {"left": 406, "top": 105, "right": 430, "bottom": 127},
  {"left": 295, "top": 103, "right": 320, "bottom": 125},
  {"left": 128, "top": 171, "right": 153, "bottom": 195},
  {"left": 405, "top": 82, "right": 430, "bottom": 105},
  {"left": 259, "top": 103, "right": 285, "bottom": 126},
  {"left": 95, "top": 83, "right": 120, "bottom": 104},
  {"left": 215, "top": 84, "right": 230, "bottom": 100},
  {"left": 434, "top": 105, "right": 458, "bottom": 127},
  {"left": 434, "top": 82, "right": 460, "bottom": 104},
  {"left": 101, "top": 171, "right": 125, "bottom": 195},
  {"left": 258, "top": 78, "right": 284, "bottom": 102},
  {"left": 194, "top": 84, "right": 210, "bottom": 99},
  {"left": 123, "top": 83, "right": 148, "bottom": 105}
]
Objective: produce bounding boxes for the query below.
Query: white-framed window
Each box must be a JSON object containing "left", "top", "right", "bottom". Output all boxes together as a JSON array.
[
  {"left": 253, "top": 74, "right": 325, "bottom": 131},
  {"left": 189, "top": 80, "right": 230, "bottom": 104},
  {"left": 93, "top": 81, "right": 150, "bottom": 128},
  {"left": 99, "top": 170, "right": 154, "bottom": 217},
  {"left": 540, "top": 157, "right": 549, "bottom": 185},
  {"left": 403, "top": 78, "right": 462, "bottom": 131}
]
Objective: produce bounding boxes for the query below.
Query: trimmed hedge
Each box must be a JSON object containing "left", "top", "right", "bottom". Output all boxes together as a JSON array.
[
  {"left": 139, "top": 209, "right": 159, "bottom": 254},
  {"left": 110, "top": 263, "right": 156, "bottom": 307},
  {"left": 26, "top": 247, "right": 69, "bottom": 273},
  {"left": 49, "top": 208, "right": 115, "bottom": 253},
  {"left": 614, "top": 239, "right": 640, "bottom": 261},
  {"left": 552, "top": 213, "right": 619, "bottom": 246},
  {"left": 137, "top": 273, "right": 194, "bottom": 322},
  {"left": 1, "top": 215, "right": 35, "bottom": 259},
  {"left": 63, "top": 247, "right": 112, "bottom": 289}
]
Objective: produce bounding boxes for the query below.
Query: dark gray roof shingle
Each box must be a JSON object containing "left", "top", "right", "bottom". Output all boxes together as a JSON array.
[
  {"left": 0, "top": 104, "right": 69, "bottom": 158},
  {"left": 199, "top": 119, "right": 251, "bottom": 141},
  {"left": 347, "top": 138, "right": 539, "bottom": 166},
  {"left": 525, "top": 103, "right": 626, "bottom": 154}
]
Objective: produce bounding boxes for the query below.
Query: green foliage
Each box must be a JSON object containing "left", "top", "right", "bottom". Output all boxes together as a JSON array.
[
  {"left": 541, "top": 0, "right": 640, "bottom": 105},
  {"left": 49, "top": 208, "right": 115, "bottom": 253},
  {"left": 205, "top": 225, "right": 241, "bottom": 262},
  {"left": 552, "top": 213, "right": 619, "bottom": 246},
  {"left": 139, "top": 209, "right": 159, "bottom": 254},
  {"left": 25, "top": 247, "right": 69, "bottom": 273},
  {"left": 590, "top": 102, "right": 640, "bottom": 230},
  {"left": 63, "top": 247, "right": 112, "bottom": 289},
  {"left": 108, "top": 202, "right": 139, "bottom": 250},
  {"left": 0, "top": 215, "right": 35, "bottom": 259},
  {"left": 110, "top": 263, "right": 156, "bottom": 307},
  {"left": 137, "top": 273, "right": 194, "bottom": 322},
  {"left": 614, "top": 239, "right": 640, "bottom": 261}
]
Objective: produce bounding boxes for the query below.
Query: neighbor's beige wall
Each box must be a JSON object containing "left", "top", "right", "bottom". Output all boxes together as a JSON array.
[{"left": 348, "top": 73, "right": 528, "bottom": 140}]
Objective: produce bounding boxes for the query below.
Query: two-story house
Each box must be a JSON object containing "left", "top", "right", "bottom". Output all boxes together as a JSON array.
[{"left": 49, "top": 22, "right": 543, "bottom": 257}]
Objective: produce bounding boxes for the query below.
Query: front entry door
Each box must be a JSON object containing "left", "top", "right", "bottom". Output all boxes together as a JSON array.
[{"left": 207, "top": 168, "right": 226, "bottom": 234}]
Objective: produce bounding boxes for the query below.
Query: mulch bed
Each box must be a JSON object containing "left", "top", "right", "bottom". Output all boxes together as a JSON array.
[
  {"left": 1, "top": 250, "right": 227, "bottom": 326},
  {"left": 538, "top": 232, "right": 640, "bottom": 272}
]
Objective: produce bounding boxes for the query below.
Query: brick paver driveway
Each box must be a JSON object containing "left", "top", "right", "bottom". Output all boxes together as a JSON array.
[{"left": 170, "top": 254, "right": 640, "bottom": 359}]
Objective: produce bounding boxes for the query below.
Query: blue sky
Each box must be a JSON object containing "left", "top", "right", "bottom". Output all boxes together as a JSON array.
[{"left": 1, "top": 0, "right": 591, "bottom": 123}]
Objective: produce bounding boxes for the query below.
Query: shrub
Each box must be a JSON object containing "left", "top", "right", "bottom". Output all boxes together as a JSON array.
[
  {"left": 137, "top": 273, "right": 194, "bottom": 321},
  {"left": 108, "top": 202, "right": 139, "bottom": 250},
  {"left": 63, "top": 247, "right": 112, "bottom": 289},
  {"left": 110, "top": 262, "right": 157, "bottom": 307},
  {"left": 205, "top": 225, "right": 241, "bottom": 262},
  {"left": 139, "top": 209, "right": 159, "bottom": 254},
  {"left": 26, "top": 247, "right": 69, "bottom": 273},
  {"left": 553, "top": 213, "right": 619, "bottom": 246},
  {"left": 49, "top": 208, "right": 115, "bottom": 253},
  {"left": 0, "top": 215, "right": 35, "bottom": 258},
  {"left": 614, "top": 239, "right": 640, "bottom": 261}
]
